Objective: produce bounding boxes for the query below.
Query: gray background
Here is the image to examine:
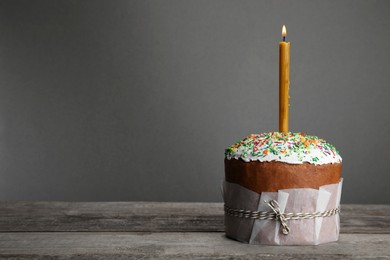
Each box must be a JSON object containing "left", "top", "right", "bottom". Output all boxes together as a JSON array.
[{"left": 0, "top": 0, "right": 389, "bottom": 203}]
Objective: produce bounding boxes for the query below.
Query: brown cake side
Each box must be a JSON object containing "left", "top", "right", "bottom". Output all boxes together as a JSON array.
[{"left": 225, "top": 158, "right": 341, "bottom": 193}]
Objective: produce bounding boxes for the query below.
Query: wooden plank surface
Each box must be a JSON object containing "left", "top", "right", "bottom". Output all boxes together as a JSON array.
[
  {"left": 0, "top": 202, "right": 389, "bottom": 233},
  {"left": 0, "top": 202, "right": 389, "bottom": 259},
  {"left": 0, "top": 232, "right": 389, "bottom": 259},
  {"left": 0, "top": 201, "right": 223, "bottom": 232}
]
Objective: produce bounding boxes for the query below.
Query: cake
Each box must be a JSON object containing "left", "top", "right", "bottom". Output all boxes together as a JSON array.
[
  {"left": 225, "top": 132, "right": 342, "bottom": 193},
  {"left": 223, "top": 132, "right": 343, "bottom": 245}
]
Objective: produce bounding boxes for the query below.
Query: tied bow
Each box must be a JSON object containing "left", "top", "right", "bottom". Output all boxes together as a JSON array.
[{"left": 266, "top": 200, "right": 290, "bottom": 235}]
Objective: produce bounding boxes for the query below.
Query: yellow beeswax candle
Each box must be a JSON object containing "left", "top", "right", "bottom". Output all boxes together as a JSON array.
[{"left": 279, "top": 25, "right": 290, "bottom": 133}]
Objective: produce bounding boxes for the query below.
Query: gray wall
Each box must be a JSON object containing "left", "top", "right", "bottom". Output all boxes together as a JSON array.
[{"left": 0, "top": 0, "right": 389, "bottom": 203}]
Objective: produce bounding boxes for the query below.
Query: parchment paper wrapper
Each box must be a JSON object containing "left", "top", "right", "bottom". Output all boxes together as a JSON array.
[{"left": 223, "top": 179, "right": 343, "bottom": 245}]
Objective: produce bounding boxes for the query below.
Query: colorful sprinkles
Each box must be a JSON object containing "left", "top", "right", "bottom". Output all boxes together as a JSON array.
[{"left": 225, "top": 132, "right": 342, "bottom": 165}]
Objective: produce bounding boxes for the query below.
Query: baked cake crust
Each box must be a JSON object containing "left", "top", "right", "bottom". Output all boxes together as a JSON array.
[{"left": 225, "top": 158, "right": 341, "bottom": 193}]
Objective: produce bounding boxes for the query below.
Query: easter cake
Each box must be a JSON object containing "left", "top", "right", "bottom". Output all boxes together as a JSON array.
[{"left": 223, "top": 132, "right": 343, "bottom": 245}]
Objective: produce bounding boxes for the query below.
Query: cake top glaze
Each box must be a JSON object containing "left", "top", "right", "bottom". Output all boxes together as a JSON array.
[{"left": 225, "top": 132, "right": 342, "bottom": 165}]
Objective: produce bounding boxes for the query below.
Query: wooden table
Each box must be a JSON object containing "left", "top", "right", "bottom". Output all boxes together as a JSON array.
[{"left": 0, "top": 202, "right": 389, "bottom": 259}]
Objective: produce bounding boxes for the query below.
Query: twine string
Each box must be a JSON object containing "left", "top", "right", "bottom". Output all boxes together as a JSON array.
[
  {"left": 265, "top": 200, "right": 290, "bottom": 235},
  {"left": 224, "top": 200, "right": 340, "bottom": 235}
]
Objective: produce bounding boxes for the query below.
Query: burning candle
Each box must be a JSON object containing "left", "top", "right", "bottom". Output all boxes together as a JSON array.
[{"left": 279, "top": 25, "right": 290, "bottom": 133}]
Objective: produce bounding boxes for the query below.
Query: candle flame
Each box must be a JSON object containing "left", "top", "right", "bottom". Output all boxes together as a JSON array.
[{"left": 282, "top": 25, "right": 287, "bottom": 37}]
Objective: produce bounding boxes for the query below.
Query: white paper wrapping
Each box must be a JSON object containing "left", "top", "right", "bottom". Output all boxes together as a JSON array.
[{"left": 223, "top": 179, "right": 343, "bottom": 245}]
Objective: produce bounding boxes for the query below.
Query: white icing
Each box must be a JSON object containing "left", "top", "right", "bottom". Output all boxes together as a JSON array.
[{"left": 225, "top": 132, "right": 342, "bottom": 165}]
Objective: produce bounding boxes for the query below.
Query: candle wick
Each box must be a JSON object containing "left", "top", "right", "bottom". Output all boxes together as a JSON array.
[{"left": 283, "top": 36, "right": 286, "bottom": 42}]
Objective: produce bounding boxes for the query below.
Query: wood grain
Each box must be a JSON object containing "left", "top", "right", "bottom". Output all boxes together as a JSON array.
[
  {"left": 0, "top": 232, "right": 389, "bottom": 259},
  {"left": 0, "top": 202, "right": 389, "bottom": 233},
  {"left": 0, "top": 201, "right": 222, "bottom": 232}
]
